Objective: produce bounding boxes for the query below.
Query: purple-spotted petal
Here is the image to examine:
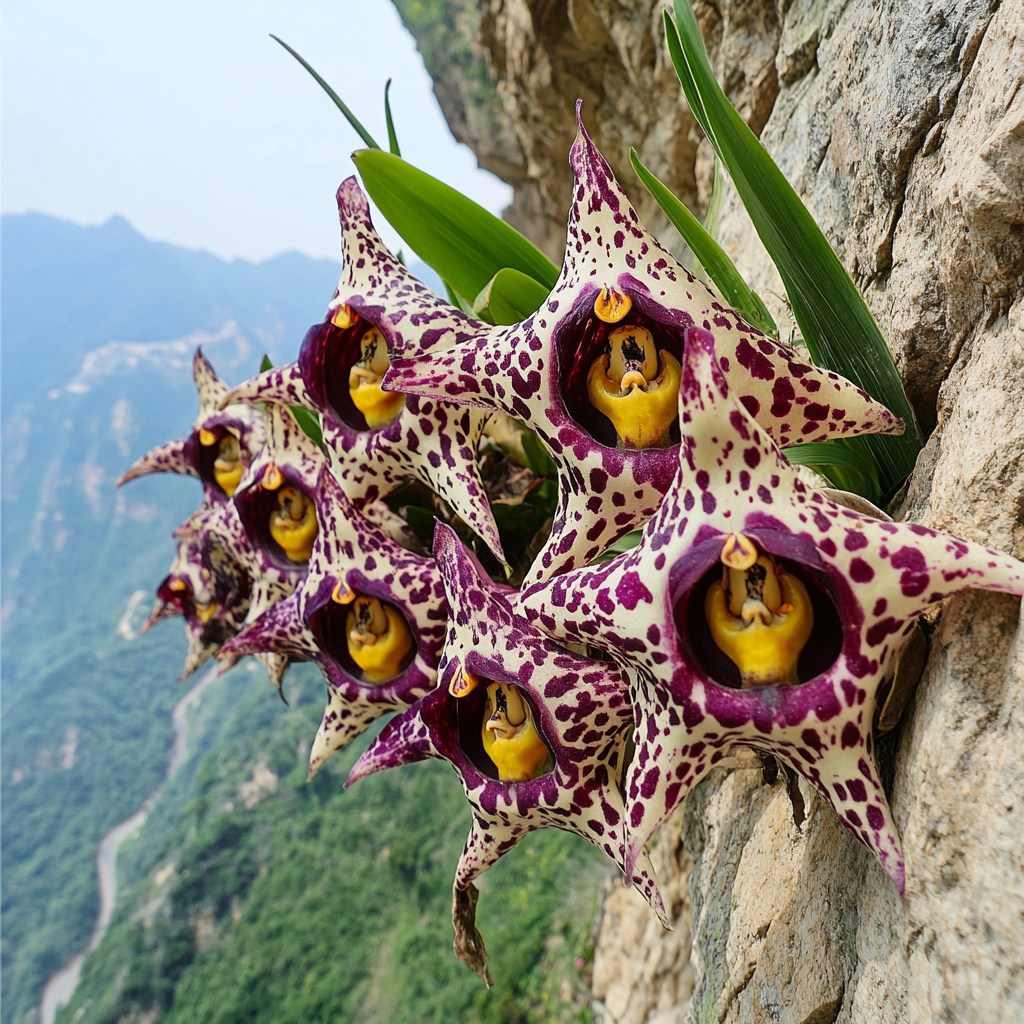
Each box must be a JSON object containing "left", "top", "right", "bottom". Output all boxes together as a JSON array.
[
  {"left": 521, "top": 327, "right": 1024, "bottom": 892},
  {"left": 383, "top": 108, "right": 903, "bottom": 583},
  {"left": 349, "top": 523, "right": 667, "bottom": 980},
  {"left": 228, "top": 464, "right": 447, "bottom": 772},
  {"left": 221, "top": 180, "right": 504, "bottom": 561},
  {"left": 119, "top": 348, "right": 266, "bottom": 505}
]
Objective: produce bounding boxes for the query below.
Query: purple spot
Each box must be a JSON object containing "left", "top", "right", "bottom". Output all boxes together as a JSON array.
[
  {"left": 845, "top": 531, "right": 869, "bottom": 552},
  {"left": 867, "top": 805, "right": 885, "bottom": 830},
  {"left": 849, "top": 557, "right": 875, "bottom": 583},
  {"left": 736, "top": 337, "right": 774, "bottom": 380},
  {"left": 866, "top": 617, "right": 900, "bottom": 647},
  {"left": 891, "top": 546, "right": 926, "bottom": 571},
  {"left": 771, "top": 377, "right": 795, "bottom": 417},
  {"left": 847, "top": 778, "right": 868, "bottom": 802},
  {"left": 801, "top": 728, "right": 823, "bottom": 752},
  {"left": 615, "top": 571, "right": 653, "bottom": 610}
]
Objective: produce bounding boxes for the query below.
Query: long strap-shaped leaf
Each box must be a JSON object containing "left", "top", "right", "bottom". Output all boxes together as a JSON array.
[
  {"left": 630, "top": 148, "right": 776, "bottom": 336},
  {"left": 271, "top": 36, "right": 381, "bottom": 150},
  {"left": 667, "top": 1, "right": 921, "bottom": 499},
  {"left": 354, "top": 149, "right": 558, "bottom": 306}
]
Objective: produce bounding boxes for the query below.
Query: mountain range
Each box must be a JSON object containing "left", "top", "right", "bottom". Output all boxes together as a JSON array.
[{"left": 1, "top": 213, "right": 601, "bottom": 1024}]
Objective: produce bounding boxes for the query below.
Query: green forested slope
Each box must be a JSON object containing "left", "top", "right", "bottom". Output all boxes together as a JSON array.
[{"left": 57, "top": 666, "right": 603, "bottom": 1024}]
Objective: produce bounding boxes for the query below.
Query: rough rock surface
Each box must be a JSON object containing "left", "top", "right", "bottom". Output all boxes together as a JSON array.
[{"left": 395, "top": 0, "right": 1024, "bottom": 1021}]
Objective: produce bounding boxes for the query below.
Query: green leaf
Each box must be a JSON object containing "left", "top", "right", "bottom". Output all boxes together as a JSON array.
[
  {"left": 259, "top": 353, "right": 273, "bottom": 374},
  {"left": 472, "top": 268, "right": 550, "bottom": 326},
  {"left": 784, "top": 440, "right": 880, "bottom": 497},
  {"left": 290, "top": 405, "right": 323, "bottom": 447},
  {"left": 520, "top": 431, "right": 556, "bottom": 478},
  {"left": 270, "top": 35, "right": 381, "bottom": 150},
  {"left": 630, "top": 148, "right": 776, "bottom": 336},
  {"left": 353, "top": 149, "right": 558, "bottom": 303},
  {"left": 384, "top": 79, "right": 401, "bottom": 157},
  {"left": 667, "top": 1, "right": 921, "bottom": 500},
  {"left": 703, "top": 159, "right": 725, "bottom": 238}
]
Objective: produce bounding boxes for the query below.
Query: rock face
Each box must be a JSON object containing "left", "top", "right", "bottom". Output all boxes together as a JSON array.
[{"left": 395, "top": 0, "right": 1024, "bottom": 1020}]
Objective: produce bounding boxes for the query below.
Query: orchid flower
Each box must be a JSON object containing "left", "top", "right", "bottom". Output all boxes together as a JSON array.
[
  {"left": 146, "top": 520, "right": 253, "bottom": 679},
  {"left": 118, "top": 348, "right": 265, "bottom": 504},
  {"left": 220, "top": 178, "right": 505, "bottom": 563},
  {"left": 348, "top": 523, "right": 667, "bottom": 983},
  {"left": 381, "top": 107, "right": 904, "bottom": 584},
  {"left": 219, "top": 403, "right": 332, "bottom": 688},
  {"left": 221, "top": 468, "right": 448, "bottom": 776},
  {"left": 518, "top": 327, "right": 1024, "bottom": 892},
  {"left": 233, "top": 404, "right": 325, "bottom": 574}
]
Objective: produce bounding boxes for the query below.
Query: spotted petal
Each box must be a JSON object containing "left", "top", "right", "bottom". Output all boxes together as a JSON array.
[
  {"left": 225, "top": 467, "right": 447, "bottom": 773},
  {"left": 119, "top": 348, "right": 266, "bottom": 505},
  {"left": 383, "top": 108, "right": 903, "bottom": 584},
  {"left": 521, "top": 327, "right": 1024, "bottom": 892},
  {"left": 221, "top": 178, "right": 504, "bottom": 562},
  {"left": 349, "top": 523, "right": 666, "bottom": 978},
  {"left": 148, "top": 513, "right": 254, "bottom": 679}
]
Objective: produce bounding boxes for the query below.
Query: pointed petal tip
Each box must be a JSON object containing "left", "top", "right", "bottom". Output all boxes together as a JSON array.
[
  {"left": 193, "top": 346, "right": 212, "bottom": 379},
  {"left": 343, "top": 757, "right": 373, "bottom": 789},
  {"left": 889, "top": 857, "right": 907, "bottom": 896},
  {"left": 431, "top": 520, "right": 460, "bottom": 560},
  {"left": 336, "top": 175, "right": 370, "bottom": 222}
]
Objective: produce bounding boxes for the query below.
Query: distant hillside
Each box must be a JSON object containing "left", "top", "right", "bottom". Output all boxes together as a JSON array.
[
  {"left": 1, "top": 214, "right": 602, "bottom": 1024},
  {"left": 0, "top": 212, "right": 338, "bottom": 1023}
]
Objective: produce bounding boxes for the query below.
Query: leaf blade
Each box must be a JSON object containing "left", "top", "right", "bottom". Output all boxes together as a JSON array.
[
  {"left": 667, "top": 2, "right": 921, "bottom": 498},
  {"left": 630, "top": 148, "right": 776, "bottom": 336},
  {"left": 353, "top": 149, "right": 558, "bottom": 303}
]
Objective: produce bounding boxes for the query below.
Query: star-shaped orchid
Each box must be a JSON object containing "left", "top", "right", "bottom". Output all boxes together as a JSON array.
[
  {"left": 118, "top": 348, "right": 265, "bottom": 505},
  {"left": 210, "top": 403, "right": 332, "bottom": 688},
  {"left": 348, "top": 523, "right": 667, "bottom": 983},
  {"left": 221, "top": 468, "right": 448, "bottom": 776},
  {"left": 381, "top": 105, "right": 904, "bottom": 584},
  {"left": 146, "top": 519, "right": 253, "bottom": 679},
  {"left": 220, "top": 177, "right": 505, "bottom": 563},
  {"left": 232, "top": 403, "right": 325, "bottom": 576},
  {"left": 519, "top": 327, "right": 1024, "bottom": 893}
]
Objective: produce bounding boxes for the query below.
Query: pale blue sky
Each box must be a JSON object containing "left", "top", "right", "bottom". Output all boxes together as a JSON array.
[{"left": 2, "top": 0, "right": 512, "bottom": 262}]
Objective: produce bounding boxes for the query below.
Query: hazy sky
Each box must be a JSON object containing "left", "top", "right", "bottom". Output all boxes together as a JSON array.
[{"left": 2, "top": 0, "right": 512, "bottom": 263}]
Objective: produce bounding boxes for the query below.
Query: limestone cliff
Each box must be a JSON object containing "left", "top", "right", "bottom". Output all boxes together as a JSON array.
[{"left": 394, "top": 1, "right": 1024, "bottom": 1020}]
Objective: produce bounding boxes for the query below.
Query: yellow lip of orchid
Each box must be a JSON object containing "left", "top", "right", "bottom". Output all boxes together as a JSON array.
[
  {"left": 705, "top": 535, "right": 814, "bottom": 687},
  {"left": 268, "top": 485, "right": 318, "bottom": 564},
  {"left": 480, "top": 682, "right": 553, "bottom": 783},
  {"left": 212, "top": 434, "right": 243, "bottom": 496},
  {"left": 587, "top": 323, "right": 682, "bottom": 449},
  {"left": 348, "top": 326, "right": 406, "bottom": 428},
  {"left": 345, "top": 596, "right": 415, "bottom": 683}
]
